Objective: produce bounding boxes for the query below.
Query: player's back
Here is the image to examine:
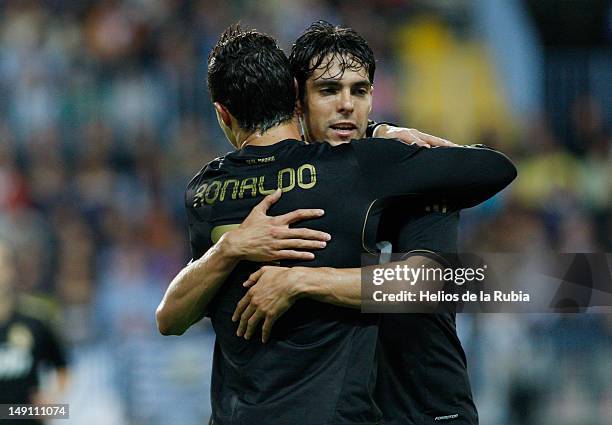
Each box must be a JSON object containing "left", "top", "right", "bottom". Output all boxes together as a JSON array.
[{"left": 186, "top": 139, "right": 380, "bottom": 425}]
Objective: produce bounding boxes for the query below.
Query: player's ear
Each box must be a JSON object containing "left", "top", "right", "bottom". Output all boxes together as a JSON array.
[
  {"left": 294, "top": 78, "right": 303, "bottom": 116},
  {"left": 213, "top": 102, "right": 232, "bottom": 127},
  {"left": 368, "top": 85, "right": 373, "bottom": 114}
]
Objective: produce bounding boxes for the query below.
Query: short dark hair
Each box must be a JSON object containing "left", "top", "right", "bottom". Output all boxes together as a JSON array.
[
  {"left": 289, "top": 21, "right": 376, "bottom": 101},
  {"left": 207, "top": 24, "right": 295, "bottom": 133}
]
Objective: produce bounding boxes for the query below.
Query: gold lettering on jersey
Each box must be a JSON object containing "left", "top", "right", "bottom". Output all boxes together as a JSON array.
[
  {"left": 220, "top": 179, "right": 239, "bottom": 202},
  {"left": 193, "top": 163, "right": 318, "bottom": 207},
  {"left": 193, "top": 183, "right": 208, "bottom": 207},
  {"left": 239, "top": 177, "right": 258, "bottom": 199},
  {"left": 258, "top": 176, "right": 276, "bottom": 195},
  {"left": 205, "top": 181, "right": 221, "bottom": 204},
  {"left": 297, "top": 164, "right": 316, "bottom": 189},
  {"left": 278, "top": 168, "right": 295, "bottom": 192}
]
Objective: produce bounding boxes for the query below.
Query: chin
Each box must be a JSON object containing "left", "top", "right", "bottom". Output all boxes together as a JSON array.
[
  {"left": 324, "top": 137, "right": 349, "bottom": 146},
  {"left": 327, "top": 132, "right": 356, "bottom": 144}
]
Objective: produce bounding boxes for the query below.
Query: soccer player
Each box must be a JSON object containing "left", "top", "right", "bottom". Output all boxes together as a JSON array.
[
  {"left": 0, "top": 241, "right": 69, "bottom": 425},
  {"left": 290, "top": 21, "right": 479, "bottom": 425},
  {"left": 156, "top": 24, "right": 515, "bottom": 425}
]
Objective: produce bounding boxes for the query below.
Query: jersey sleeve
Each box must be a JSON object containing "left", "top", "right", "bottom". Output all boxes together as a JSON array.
[
  {"left": 351, "top": 138, "right": 517, "bottom": 209},
  {"left": 186, "top": 206, "right": 209, "bottom": 261},
  {"left": 184, "top": 170, "right": 214, "bottom": 261}
]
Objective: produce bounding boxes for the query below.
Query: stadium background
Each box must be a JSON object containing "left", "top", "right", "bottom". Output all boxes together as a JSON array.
[{"left": 0, "top": 0, "right": 610, "bottom": 424}]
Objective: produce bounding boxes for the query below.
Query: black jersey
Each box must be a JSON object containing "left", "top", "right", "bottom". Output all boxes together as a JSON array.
[
  {"left": 376, "top": 204, "right": 478, "bottom": 425},
  {"left": 0, "top": 310, "right": 67, "bottom": 405},
  {"left": 185, "top": 138, "right": 515, "bottom": 425}
]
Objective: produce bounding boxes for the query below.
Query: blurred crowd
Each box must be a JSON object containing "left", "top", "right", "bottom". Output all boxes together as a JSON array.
[{"left": 0, "top": 1, "right": 610, "bottom": 425}]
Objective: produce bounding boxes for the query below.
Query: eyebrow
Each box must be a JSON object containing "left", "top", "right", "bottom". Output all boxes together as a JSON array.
[{"left": 311, "top": 79, "right": 372, "bottom": 88}]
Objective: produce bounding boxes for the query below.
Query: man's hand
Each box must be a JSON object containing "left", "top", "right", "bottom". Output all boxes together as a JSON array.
[
  {"left": 374, "top": 125, "right": 458, "bottom": 148},
  {"left": 222, "top": 189, "right": 331, "bottom": 262},
  {"left": 232, "top": 266, "right": 303, "bottom": 343}
]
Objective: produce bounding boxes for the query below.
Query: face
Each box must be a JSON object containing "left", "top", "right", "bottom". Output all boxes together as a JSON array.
[{"left": 301, "top": 54, "right": 372, "bottom": 144}]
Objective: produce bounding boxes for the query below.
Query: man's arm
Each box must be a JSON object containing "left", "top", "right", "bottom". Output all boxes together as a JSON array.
[
  {"left": 352, "top": 139, "right": 517, "bottom": 209},
  {"left": 233, "top": 254, "right": 444, "bottom": 342},
  {"left": 230, "top": 267, "right": 360, "bottom": 343},
  {"left": 156, "top": 189, "right": 331, "bottom": 335},
  {"left": 156, "top": 238, "right": 239, "bottom": 335}
]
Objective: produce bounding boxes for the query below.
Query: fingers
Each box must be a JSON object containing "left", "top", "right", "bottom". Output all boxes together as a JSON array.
[
  {"left": 276, "top": 239, "right": 327, "bottom": 250},
  {"left": 276, "top": 250, "right": 315, "bottom": 261},
  {"left": 243, "top": 268, "right": 265, "bottom": 288},
  {"left": 243, "top": 310, "right": 265, "bottom": 340},
  {"left": 283, "top": 228, "right": 331, "bottom": 241},
  {"left": 277, "top": 208, "right": 325, "bottom": 225},
  {"left": 254, "top": 188, "right": 282, "bottom": 212},
  {"left": 232, "top": 294, "right": 251, "bottom": 322},
  {"left": 413, "top": 130, "right": 456, "bottom": 147},
  {"left": 261, "top": 315, "right": 279, "bottom": 343},
  {"left": 236, "top": 304, "right": 257, "bottom": 337},
  {"left": 392, "top": 129, "right": 430, "bottom": 148},
  {"left": 384, "top": 126, "right": 456, "bottom": 148},
  {"left": 405, "top": 130, "right": 431, "bottom": 148}
]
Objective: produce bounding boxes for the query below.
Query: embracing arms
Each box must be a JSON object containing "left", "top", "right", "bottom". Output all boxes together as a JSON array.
[
  {"left": 155, "top": 190, "right": 330, "bottom": 335},
  {"left": 156, "top": 127, "right": 448, "bottom": 336},
  {"left": 232, "top": 254, "right": 444, "bottom": 342}
]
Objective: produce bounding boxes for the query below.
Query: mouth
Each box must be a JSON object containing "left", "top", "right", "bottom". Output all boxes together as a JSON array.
[{"left": 329, "top": 123, "right": 358, "bottom": 139}]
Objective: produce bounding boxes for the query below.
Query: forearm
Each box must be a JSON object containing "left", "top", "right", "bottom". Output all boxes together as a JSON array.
[
  {"left": 296, "top": 267, "right": 362, "bottom": 309},
  {"left": 295, "top": 255, "right": 446, "bottom": 310},
  {"left": 156, "top": 236, "right": 238, "bottom": 335}
]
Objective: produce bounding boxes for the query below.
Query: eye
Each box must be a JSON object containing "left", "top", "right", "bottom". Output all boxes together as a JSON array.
[
  {"left": 320, "top": 87, "right": 337, "bottom": 95},
  {"left": 354, "top": 87, "right": 369, "bottom": 96}
]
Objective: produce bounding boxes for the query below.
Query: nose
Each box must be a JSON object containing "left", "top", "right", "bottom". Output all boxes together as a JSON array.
[{"left": 337, "top": 89, "right": 354, "bottom": 114}]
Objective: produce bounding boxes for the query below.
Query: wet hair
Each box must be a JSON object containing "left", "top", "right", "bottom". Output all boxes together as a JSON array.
[
  {"left": 207, "top": 24, "right": 295, "bottom": 132},
  {"left": 289, "top": 20, "right": 376, "bottom": 101}
]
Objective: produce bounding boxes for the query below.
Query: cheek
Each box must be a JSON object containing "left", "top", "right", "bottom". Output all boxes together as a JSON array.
[
  {"left": 359, "top": 101, "right": 372, "bottom": 118},
  {"left": 306, "top": 105, "right": 329, "bottom": 128}
]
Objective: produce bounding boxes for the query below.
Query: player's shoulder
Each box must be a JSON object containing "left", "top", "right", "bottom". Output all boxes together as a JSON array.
[{"left": 186, "top": 152, "right": 232, "bottom": 189}]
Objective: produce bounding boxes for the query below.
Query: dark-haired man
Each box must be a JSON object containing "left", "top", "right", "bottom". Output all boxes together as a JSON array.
[
  {"left": 284, "top": 21, "right": 480, "bottom": 425},
  {"left": 156, "top": 24, "right": 515, "bottom": 425},
  {"left": 233, "top": 21, "right": 480, "bottom": 424}
]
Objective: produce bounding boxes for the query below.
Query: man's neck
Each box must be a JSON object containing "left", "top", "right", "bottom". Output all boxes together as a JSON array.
[{"left": 239, "top": 120, "right": 301, "bottom": 148}]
